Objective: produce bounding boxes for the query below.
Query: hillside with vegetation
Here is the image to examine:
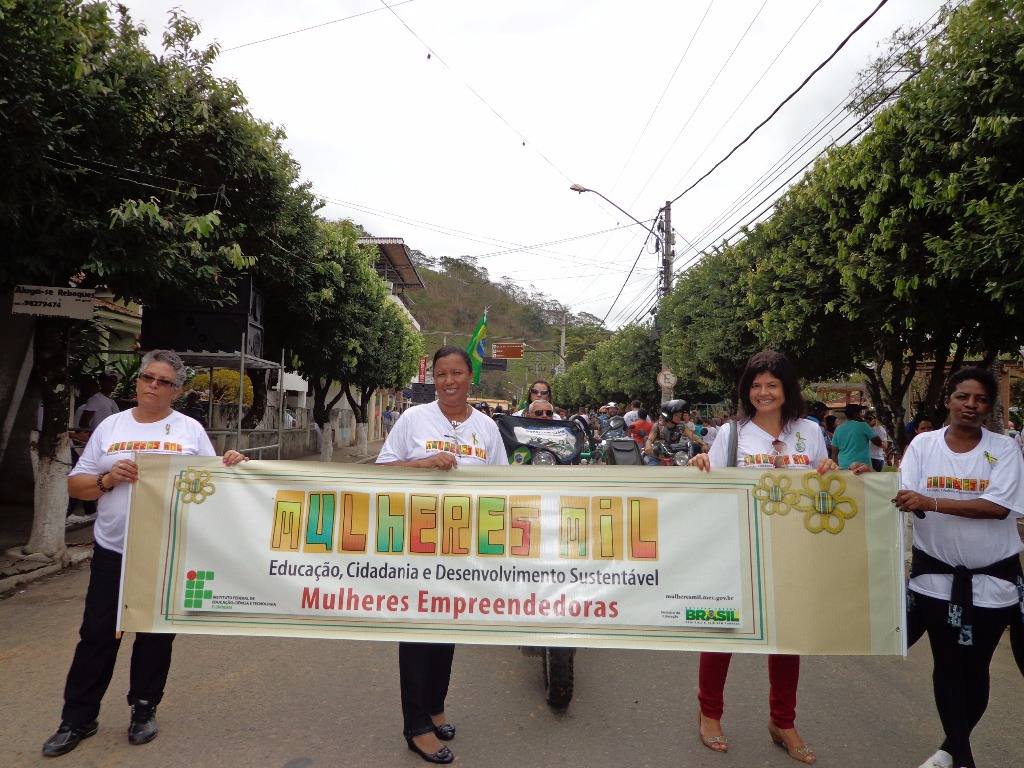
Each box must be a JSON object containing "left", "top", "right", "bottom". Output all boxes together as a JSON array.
[{"left": 404, "top": 254, "right": 608, "bottom": 404}]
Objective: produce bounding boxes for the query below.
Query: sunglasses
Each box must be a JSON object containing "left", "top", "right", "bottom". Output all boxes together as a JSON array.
[
  {"left": 771, "top": 439, "right": 786, "bottom": 468},
  {"left": 532, "top": 409, "right": 554, "bottom": 417},
  {"left": 530, "top": 388, "right": 550, "bottom": 396},
  {"left": 138, "top": 372, "right": 178, "bottom": 389}
]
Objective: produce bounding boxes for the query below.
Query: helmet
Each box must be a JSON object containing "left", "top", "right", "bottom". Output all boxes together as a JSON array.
[{"left": 660, "top": 399, "right": 689, "bottom": 420}]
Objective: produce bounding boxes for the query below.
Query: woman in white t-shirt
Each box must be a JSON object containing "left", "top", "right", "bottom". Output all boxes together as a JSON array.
[
  {"left": 376, "top": 346, "right": 508, "bottom": 765},
  {"left": 689, "top": 351, "right": 844, "bottom": 764},
  {"left": 44, "top": 350, "right": 247, "bottom": 758},
  {"left": 895, "top": 368, "right": 1024, "bottom": 768}
]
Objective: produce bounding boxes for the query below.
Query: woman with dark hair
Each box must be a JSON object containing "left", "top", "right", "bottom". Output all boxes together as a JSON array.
[
  {"left": 689, "top": 351, "right": 845, "bottom": 763},
  {"left": 514, "top": 379, "right": 559, "bottom": 418},
  {"left": 895, "top": 367, "right": 1024, "bottom": 768},
  {"left": 376, "top": 346, "right": 508, "bottom": 764}
]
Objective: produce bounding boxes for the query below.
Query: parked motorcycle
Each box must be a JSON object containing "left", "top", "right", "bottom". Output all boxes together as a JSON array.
[{"left": 494, "top": 413, "right": 587, "bottom": 708}]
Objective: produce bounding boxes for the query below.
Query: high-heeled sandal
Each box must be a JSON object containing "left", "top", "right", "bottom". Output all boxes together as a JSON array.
[
  {"left": 698, "top": 712, "right": 728, "bottom": 753},
  {"left": 768, "top": 722, "right": 815, "bottom": 764},
  {"left": 405, "top": 736, "right": 454, "bottom": 764}
]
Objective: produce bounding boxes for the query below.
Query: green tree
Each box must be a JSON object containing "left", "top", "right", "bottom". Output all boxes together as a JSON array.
[
  {"left": 0, "top": 3, "right": 318, "bottom": 555},
  {"left": 341, "top": 299, "right": 424, "bottom": 455}
]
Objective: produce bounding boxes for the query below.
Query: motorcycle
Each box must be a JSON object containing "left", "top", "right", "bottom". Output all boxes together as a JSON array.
[
  {"left": 493, "top": 413, "right": 588, "bottom": 708},
  {"left": 650, "top": 438, "right": 702, "bottom": 466},
  {"left": 596, "top": 415, "right": 644, "bottom": 466}
]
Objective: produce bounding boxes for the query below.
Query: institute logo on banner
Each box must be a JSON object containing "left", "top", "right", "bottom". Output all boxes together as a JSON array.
[{"left": 184, "top": 570, "right": 214, "bottom": 608}]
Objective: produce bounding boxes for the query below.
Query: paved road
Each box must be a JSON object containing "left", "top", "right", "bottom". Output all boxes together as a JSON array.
[{"left": 2, "top": 565, "right": 1022, "bottom": 768}]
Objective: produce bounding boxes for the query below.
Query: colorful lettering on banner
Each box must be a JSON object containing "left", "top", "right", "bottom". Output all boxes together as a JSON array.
[{"left": 268, "top": 489, "right": 659, "bottom": 562}]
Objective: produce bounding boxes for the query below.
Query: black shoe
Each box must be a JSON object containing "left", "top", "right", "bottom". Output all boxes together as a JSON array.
[
  {"left": 405, "top": 736, "right": 454, "bottom": 764},
  {"left": 42, "top": 721, "right": 99, "bottom": 757},
  {"left": 127, "top": 701, "right": 158, "bottom": 745},
  {"left": 433, "top": 723, "right": 456, "bottom": 741}
]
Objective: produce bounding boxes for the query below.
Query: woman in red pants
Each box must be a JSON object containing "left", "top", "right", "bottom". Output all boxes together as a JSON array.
[{"left": 690, "top": 351, "right": 856, "bottom": 763}]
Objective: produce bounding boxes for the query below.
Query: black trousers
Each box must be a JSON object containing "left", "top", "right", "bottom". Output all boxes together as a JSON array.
[
  {"left": 61, "top": 544, "right": 175, "bottom": 724},
  {"left": 912, "top": 592, "right": 1016, "bottom": 768},
  {"left": 399, "top": 642, "right": 455, "bottom": 737}
]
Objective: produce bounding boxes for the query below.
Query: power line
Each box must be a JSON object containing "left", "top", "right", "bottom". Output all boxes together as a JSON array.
[
  {"left": 627, "top": 0, "right": 770, "bottom": 210},
  {"left": 665, "top": 0, "right": 825, "bottom": 198},
  {"left": 221, "top": 1, "right": 419, "bottom": 52},
  {"left": 672, "top": 0, "right": 955, "bottom": 271},
  {"left": 607, "top": 0, "right": 717, "bottom": 196},
  {"left": 667, "top": 0, "right": 892, "bottom": 207}
]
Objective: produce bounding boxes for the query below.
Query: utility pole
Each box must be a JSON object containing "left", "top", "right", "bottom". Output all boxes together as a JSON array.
[
  {"left": 660, "top": 200, "right": 675, "bottom": 403},
  {"left": 556, "top": 312, "right": 567, "bottom": 375}
]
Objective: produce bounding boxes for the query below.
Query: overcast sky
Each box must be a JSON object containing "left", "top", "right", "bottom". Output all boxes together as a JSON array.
[{"left": 121, "top": 0, "right": 949, "bottom": 338}]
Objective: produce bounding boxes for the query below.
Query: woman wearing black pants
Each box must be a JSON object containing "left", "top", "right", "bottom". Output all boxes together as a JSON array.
[{"left": 895, "top": 367, "right": 1024, "bottom": 768}]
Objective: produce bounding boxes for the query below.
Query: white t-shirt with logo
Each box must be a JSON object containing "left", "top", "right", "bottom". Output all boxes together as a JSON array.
[
  {"left": 707, "top": 418, "right": 827, "bottom": 470},
  {"left": 900, "top": 426, "right": 1024, "bottom": 607},
  {"left": 377, "top": 401, "right": 508, "bottom": 466},
  {"left": 70, "top": 409, "right": 215, "bottom": 553}
]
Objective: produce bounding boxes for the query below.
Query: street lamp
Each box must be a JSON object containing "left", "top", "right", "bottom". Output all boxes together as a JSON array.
[{"left": 570, "top": 183, "right": 676, "bottom": 401}]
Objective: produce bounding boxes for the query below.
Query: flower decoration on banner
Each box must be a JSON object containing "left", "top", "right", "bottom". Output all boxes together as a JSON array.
[
  {"left": 177, "top": 468, "right": 215, "bottom": 505},
  {"left": 753, "top": 473, "right": 799, "bottom": 515},
  {"left": 794, "top": 473, "right": 858, "bottom": 534}
]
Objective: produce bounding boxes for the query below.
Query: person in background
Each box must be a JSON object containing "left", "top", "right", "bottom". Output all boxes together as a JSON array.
[
  {"left": 528, "top": 399, "right": 554, "bottom": 419},
  {"left": 830, "top": 404, "right": 881, "bottom": 470},
  {"left": 823, "top": 414, "right": 837, "bottom": 443},
  {"left": 68, "top": 377, "right": 100, "bottom": 519},
  {"left": 79, "top": 370, "right": 120, "bottom": 431},
  {"left": 895, "top": 368, "right": 1024, "bottom": 768},
  {"left": 631, "top": 408, "right": 654, "bottom": 447},
  {"left": 805, "top": 401, "right": 831, "bottom": 453},
  {"left": 701, "top": 415, "right": 719, "bottom": 448},
  {"left": 598, "top": 402, "right": 619, "bottom": 430},
  {"left": 865, "top": 408, "right": 890, "bottom": 472},
  {"left": 43, "top": 350, "right": 247, "bottom": 758},
  {"left": 909, "top": 416, "right": 934, "bottom": 443},
  {"left": 689, "top": 351, "right": 847, "bottom": 764},
  {"left": 376, "top": 346, "right": 508, "bottom": 764},
  {"left": 623, "top": 400, "right": 642, "bottom": 427},
  {"left": 514, "top": 380, "right": 559, "bottom": 418}
]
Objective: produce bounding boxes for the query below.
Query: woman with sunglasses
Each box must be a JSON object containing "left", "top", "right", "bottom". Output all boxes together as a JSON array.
[
  {"left": 689, "top": 351, "right": 845, "bottom": 763},
  {"left": 44, "top": 350, "right": 247, "bottom": 758},
  {"left": 514, "top": 380, "right": 561, "bottom": 419}
]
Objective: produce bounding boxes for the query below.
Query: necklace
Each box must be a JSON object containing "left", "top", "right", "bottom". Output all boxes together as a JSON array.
[{"left": 443, "top": 404, "right": 471, "bottom": 429}]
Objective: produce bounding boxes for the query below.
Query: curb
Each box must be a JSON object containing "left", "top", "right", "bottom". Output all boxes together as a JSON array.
[{"left": 0, "top": 544, "right": 93, "bottom": 597}]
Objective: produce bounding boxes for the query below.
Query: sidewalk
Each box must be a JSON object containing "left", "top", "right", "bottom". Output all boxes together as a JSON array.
[{"left": 0, "top": 439, "right": 386, "bottom": 596}]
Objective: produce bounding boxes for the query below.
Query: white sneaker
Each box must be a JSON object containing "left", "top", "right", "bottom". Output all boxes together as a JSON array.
[{"left": 918, "top": 750, "right": 953, "bottom": 768}]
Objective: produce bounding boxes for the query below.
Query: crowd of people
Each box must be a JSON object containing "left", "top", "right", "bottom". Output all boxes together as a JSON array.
[{"left": 47, "top": 347, "right": 1023, "bottom": 768}]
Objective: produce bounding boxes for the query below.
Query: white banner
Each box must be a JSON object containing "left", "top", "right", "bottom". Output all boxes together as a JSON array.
[{"left": 120, "top": 456, "right": 904, "bottom": 655}]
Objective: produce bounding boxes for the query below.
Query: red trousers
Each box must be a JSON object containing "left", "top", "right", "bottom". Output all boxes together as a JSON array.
[{"left": 697, "top": 652, "right": 800, "bottom": 729}]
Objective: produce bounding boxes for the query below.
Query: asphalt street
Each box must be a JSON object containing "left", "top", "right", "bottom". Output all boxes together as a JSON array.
[{"left": 2, "top": 564, "right": 1022, "bottom": 768}]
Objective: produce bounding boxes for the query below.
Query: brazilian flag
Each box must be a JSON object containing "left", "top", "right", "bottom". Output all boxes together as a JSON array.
[{"left": 466, "top": 308, "right": 488, "bottom": 386}]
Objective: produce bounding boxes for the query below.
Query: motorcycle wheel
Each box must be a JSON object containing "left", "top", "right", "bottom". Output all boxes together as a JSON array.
[{"left": 541, "top": 647, "right": 576, "bottom": 709}]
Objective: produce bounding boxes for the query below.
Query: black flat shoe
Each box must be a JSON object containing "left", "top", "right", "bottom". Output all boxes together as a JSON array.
[
  {"left": 405, "top": 736, "right": 454, "bottom": 764},
  {"left": 42, "top": 721, "right": 99, "bottom": 757},
  {"left": 434, "top": 723, "right": 456, "bottom": 741}
]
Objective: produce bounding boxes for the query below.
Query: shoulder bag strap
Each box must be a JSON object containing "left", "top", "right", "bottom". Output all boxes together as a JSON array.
[{"left": 727, "top": 420, "right": 739, "bottom": 467}]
